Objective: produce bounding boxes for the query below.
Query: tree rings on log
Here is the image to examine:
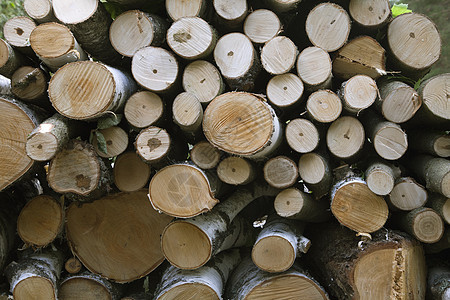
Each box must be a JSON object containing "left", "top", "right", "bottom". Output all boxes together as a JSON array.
[
  {"left": 389, "top": 177, "right": 427, "bottom": 211},
  {"left": 338, "top": 75, "right": 378, "bottom": 114},
  {"left": 266, "top": 73, "right": 304, "bottom": 108},
  {"left": 326, "top": 116, "right": 365, "bottom": 160},
  {"left": 286, "top": 118, "right": 319, "bottom": 154},
  {"left": 216, "top": 156, "right": 255, "bottom": 185},
  {"left": 113, "top": 152, "right": 151, "bottom": 192},
  {"left": 59, "top": 272, "right": 122, "bottom": 299},
  {"left": 307, "top": 90, "right": 342, "bottom": 123},
  {"left": 149, "top": 164, "right": 219, "bottom": 218},
  {"left": 428, "top": 194, "right": 450, "bottom": 225},
  {"left": 243, "top": 9, "right": 281, "bottom": 44},
  {"left": 124, "top": 91, "right": 164, "bottom": 129},
  {"left": 263, "top": 156, "right": 298, "bottom": 189},
  {"left": 92, "top": 126, "right": 128, "bottom": 158},
  {"left": 135, "top": 126, "right": 171, "bottom": 164},
  {"left": 365, "top": 161, "right": 397, "bottom": 196},
  {"left": 166, "top": 0, "right": 207, "bottom": 21},
  {"left": 203, "top": 92, "right": 282, "bottom": 159},
  {"left": 377, "top": 81, "right": 421, "bottom": 123},
  {"left": 296, "top": 47, "right": 332, "bottom": 91},
  {"left": 66, "top": 190, "right": 173, "bottom": 283},
  {"left": 399, "top": 207, "right": 444, "bottom": 244},
  {"left": 172, "top": 92, "right": 203, "bottom": 133},
  {"left": 64, "top": 258, "right": 82, "bottom": 274},
  {"left": 305, "top": 3, "right": 350, "bottom": 52},
  {"left": 419, "top": 73, "right": 450, "bottom": 123},
  {"left": 191, "top": 141, "right": 221, "bottom": 170},
  {"left": 261, "top": 36, "right": 298, "bottom": 75},
  {"left": 348, "top": 0, "right": 391, "bottom": 30}
]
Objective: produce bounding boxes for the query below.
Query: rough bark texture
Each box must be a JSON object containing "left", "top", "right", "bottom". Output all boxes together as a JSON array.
[{"left": 0, "top": 39, "right": 26, "bottom": 79}]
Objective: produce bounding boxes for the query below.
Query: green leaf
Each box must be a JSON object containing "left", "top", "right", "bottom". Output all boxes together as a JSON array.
[
  {"left": 101, "top": 2, "right": 124, "bottom": 19},
  {"left": 95, "top": 131, "right": 108, "bottom": 155},
  {"left": 391, "top": 4, "right": 412, "bottom": 18},
  {"left": 414, "top": 78, "right": 423, "bottom": 90},
  {"left": 97, "top": 114, "right": 123, "bottom": 130}
]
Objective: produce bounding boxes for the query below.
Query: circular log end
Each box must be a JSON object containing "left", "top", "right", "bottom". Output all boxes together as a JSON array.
[
  {"left": 261, "top": 36, "right": 297, "bottom": 75},
  {"left": 263, "top": 156, "right": 298, "bottom": 189},
  {"left": 92, "top": 126, "right": 128, "bottom": 158},
  {"left": 252, "top": 236, "right": 295, "bottom": 273},
  {"left": 373, "top": 125, "right": 408, "bottom": 160},
  {"left": 26, "top": 131, "right": 59, "bottom": 161},
  {"left": 3, "top": 16, "right": 36, "bottom": 48},
  {"left": 434, "top": 135, "right": 450, "bottom": 158},
  {"left": 366, "top": 168, "right": 395, "bottom": 196},
  {"left": 172, "top": 92, "right": 203, "bottom": 130},
  {"left": 243, "top": 9, "right": 281, "bottom": 44},
  {"left": 166, "top": 0, "right": 204, "bottom": 21},
  {"left": 53, "top": 0, "right": 97, "bottom": 24},
  {"left": 124, "top": 91, "right": 164, "bottom": 129},
  {"left": 307, "top": 90, "right": 342, "bottom": 123},
  {"left": 349, "top": 0, "right": 390, "bottom": 28},
  {"left": 24, "top": 0, "right": 52, "bottom": 20},
  {"left": 412, "top": 208, "right": 444, "bottom": 243},
  {"left": 114, "top": 152, "right": 151, "bottom": 192},
  {"left": 343, "top": 75, "right": 378, "bottom": 111},
  {"left": 135, "top": 126, "right": 170, "bottom": 164},
  {"left": 297, "top": 47, "right": 331, "bottom": 87},
  {"left": 266, "top": 73, "right": 304, "bottom": 108},
  {"left": 274, "top": 188, "right": 304, "bottom": 218},
  {"left": 30, "top": 22, "right": 74, "bottom": 58},
  {"left": 422, "top": 73, "right": 450, "bottom": 121},
  {"left": 382, "top": 86, "right": 420, "bottom": 123},
  {"left": 64, "top": 258, "right": 82, "bottom": 274},
  {"left": 298, "top": 153, "right": 326, "bottom": 185},
  {"left": 326, "top": 116, "right": 365, "bottom": 159},
  {"left": 286, "top": 118, "right": 319, "bottom": 154},
  {"left": 182, "top": 60, "right": 222, "bottom": 105},
  {"left": 59, "top": 277, "right": 111, "bottom": 299},
  {"left": 191, "top": 141, "right": 221, "bottom": 170},
  {"left": 15, "top": 277, "right": 55, "bottom": 300},
  {"left": 0, "top": 39, "right": 9, "bottom": 68},
  {"left": 157, "top": 283, "right": 219, "bottom": 300},
  {"left": 390, "top": 178, "right": 427, "bottom": 211},
  {"left": 217, "top": 156, "right": 253, "bottom": 185}
]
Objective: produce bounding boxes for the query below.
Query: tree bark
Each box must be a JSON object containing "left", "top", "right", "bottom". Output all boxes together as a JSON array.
[
  {"left": 0, "top": 75, "right": 11, "bottom": 95},
  {"left": 0, "top": 38, "right": 26, "bottom": 79},
  {"left": 408, "top": 130, "right": 450, "bottom": 158},
  {"left": 410, "top": 155, "right": 450, "bottom": 198},
  {"left": 0, "top": 194, "right": 18, "bottom": 271},
  {"left": 427, "top": 265, "right": 450, "bottom": 300},
  {"left": 11, "top": 66, "right": 49, "bottom": 107}
]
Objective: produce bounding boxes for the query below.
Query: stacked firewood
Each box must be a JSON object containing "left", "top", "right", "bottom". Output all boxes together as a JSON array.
[{"left": 0, "top": 0, "right": 449, "bottom": 299}]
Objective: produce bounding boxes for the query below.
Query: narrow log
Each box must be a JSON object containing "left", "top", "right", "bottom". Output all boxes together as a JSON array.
[
  {"left": 5, "top": 249, "right": 63, "bottom": 300},
  {"left": 49, "top": 61, "right": 137, "bottom": 120},
  {"left": 113, "top": 151, "right": 151, "bottom": 192},
  {"left": 387, "top": 13, "right": 441, "bottom": 78},
  {"left": 305, "top": 223, "right": 426, "bottom": 299},
  {"left": 408, "top": 130, "right": 450, "bottom": 158},
  {"left": 296, "top": 47, "right": 332, "bottom": 91},
  {"left": 365, "top": 160, "right": 399, "bottom": 196},
  {"left": 213, "top": 0, "right": 247, "bottom": 30},
  {"left": 59, "top": 271, "right": 123, "bottom": 300},
  {"left": 11, "top": 66, "right": 48, "bottom": 105},
  {"left": 30, "top": 22, "right": 87, "bottom": 72},
  {"left": 266, "top": 73, "right": 304, "bottom": 108},
  {"left": 172, "top": 92, "right": 203, "bottom": 140},
  {"left": 52, "top": 0, "right": 124, "bottom": 66},
  {"left": 216, "top": 156, "right": 256, "bottom": 186},
  {"left": 47, "top": 139, "right": 113, "bottom": 201},
  {"left": 191, "top": 141, "right": 221, "bottom": 170},
  {"left": 182, "top": 60, "right": 224, "bottom": 106},
  {"left": 298, "top": 152, "right": 332, "bottom": 199},
  {"left": 110, "top": 10, "right": 167, "bottom": 57},
  {"left": 132, "top": 46, "right": 179, "bottom": 93},
  {"left": 417, "top": 73, "right": 450, "bottom": 124},
  {"left": 225, "top": 257, "right": 329, "bottom": 300},
  {"left": 428, "top": 265, "right": 450, "bottom": 300},
  {"left": 286, "top": 118, "right": 319, "bottom": 154},
  {"left": 337, "top": 75, "right": 378, "bottom": 114},
  {"left": 66, "top": 190, "right": 173, "bottom": 283},
  {"left": 388, "top": 177, "right": 428, "bottom": 211},
  {"left": 348, "top": 0, "right": 391, "bottom": 31},
  {"left": 243, "top": 9, "right": 281, "bottom": 44},
  {"left": 326, "top": 116, "right": 365, "bottom": 161},
  {"left": 263, "top": 156, "right": 298, "bottom": 189},
  {"left": 165, "top": 0, "right": 208, "bottom": 21},
  {"left": 428, "top": 193, "right": 450, "bottom": 225},
  {"left": 398, "top": 207, "right": 444, "bottom": 244},
  {"left": 214, "top": 34, "right": 262, "bottom": 92},
  {"left": 124, "top": 91, "right": 165, "bottom": 130},
  {"left": 17, "top": 194, "right": 63, "bottom": 248},
  {"left": 265, "top": 0, "right": 301, "bottom": 14},
  {"left": 332, "top": 36, "right": 386, "bottom": 80},
  {"left": 149, "top": 163, "right": 220, "bottom": 218},
  {"left": 377, "top": 80, "right": 421, "bottom": 123},
  {"left": 203, "top": 92, "right": 282, "bottom": 160},
  {"left": 260, "top": 36, "right": 298, "bottom": 75},
  {"left": 92, "top": 126, "right": 128, "bottom": 159},
  {"left": 305, "top": 3, "right": 350, "bottom": 52},
  {"left": 0, "top": 38, "right": 25, "bottom": 78},
  {"left": 24, "top": 0, "right": 57, "bottom": 23},
  {"left": 307, "top": 89, "right": 342, "bottom": 123},
  {"left": 0, "top": 75, "right": 11, "bottom": 95},
  {"left": 274, "top": 187, "right": 330, "bottom": 222},
  {"left": 154, "top": 249, "right": 241, "bottom": 300},
  {"left": 410, "top": 155, "right": 450, "bottom": 198},
  {"left": 252, "top": 216, "right": 311, "bottom": 273},
  {"left": 64, "top": 257, "right": 82, "bottom": 274},
  {"left": 3, "top": 16, "right": 36, "bottom": 56}
]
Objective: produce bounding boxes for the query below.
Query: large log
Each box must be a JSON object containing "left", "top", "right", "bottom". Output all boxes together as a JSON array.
[{"left": 59, "top": 271, "right": 123, "bottom": 300}]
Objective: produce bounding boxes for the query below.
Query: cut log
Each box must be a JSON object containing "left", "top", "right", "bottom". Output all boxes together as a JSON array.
[
  {"left": 274, "top": 187, "right": 330, "bottom": 222},
  {"left": 260, "top": 36, "right": 298, "bottom": 75},
  {"left": 305, "top": 223, "right": 426, "bottom": 299},
  {"left": 387, "top": 13, "right": 441, "bottom": 78},
  {"left": 26, "top": 113, "right": 78, "bottom": 162},
  {"left": 24, "top": 0, "right": 57, "bottom": 23},
  {"left": 252, "top": 216, "right": 310, "bottom": 273},
  {"left": 398, "top": 207, "right": 444, "bottom": 244},
  {"left": 49, "top": 61, "right": 137, "bottom": 120},
  {"left": 305, "top": 3, "right": 350, "bottom": 52},
  {"left": 298, "top": 152, "right": 332, "bottom": 199},
  {"left": 306, "top": 89, "right": 342, "bottom": 123},
  {"left": 331, "top": 175, "right": 388, "bottom": 233},
  {"left": 332, "top": 36, "right": 386, "bottom": 80},
  {"left": 17, "top": 194, "right": 63, "bottom": 248},
  {"left": 243, "top": 9, "right": 281, "bottom": 44},
  {"left": 161, "top": 183, "right": 278, "bottom": 269},
  {"left": 66, "top": 190, "right": 173, "bottom": 283},
  {"left": 165, "top": 0, "right": 208, "bottom": 21},
  {"left": 365, "top": 160, "right": 399, "bottom": 196},
  {"left": 427, "top": 265, "right": 450, "bottom": 300},
  {"left": 425, "top": 228, "right": 450, "bottom": 254},
  {"left": 214, "top": 33, "right": 261, "bottom": 91},
  {"left": 388, "top": 177, "right": 427, "bottom": 211},
  {"left": 0, "top": 75, "right": 11, "bottom": 95},
  {"left": 337, "top": 75, "right": 378, "bottom": 114},
  {"left": 213, "top": 0, "right": 247, "bottom": 30},
  {"left": 0, "top": 96, "right": 43, "bottom": 191},
  {"left": 326, "top": 116, "right": 365, "bottom": 161},
  {"left": 92, "top": 126, "right": 128, "bottom": 159},
  {"left": 408, "top": 130, "right": 450, "bottom": 158},
  {"left": 265, "top": 0, "right": 302, "bottom": 14},
  {"left": 110, "top": 10, "right": 167, "bottom": 57},
  {"left": 203, "top": 92, "right": 282, "bottom": 160},
  {"left": 410, "top": 155, "right": 450, "bottom": 198},
  {"left": 3, "top": 16, "right": 36, "bottom": 56},
  {"left": 225, "top": 257, "right": 329, "bottom": 300},
  {"left": 52, "top": 0, "right": 124, "bottom": 66},
  {"left": 348, "top": 0, "right": 391, "bottom": 31},
  {"left": 191, "top": 140, "right": 221, "bottom": 170},
  {"left": 30, "top": 22, "right": 87, "bottom": 72},
  {"left": 266, "top": 73, "right": 304, "bottom": 108},
  {"left": 0, "top": 38, "right": 25, "bottom": 78},
  {"left": 182, "top": 60, "right": 224, "bottom": 105},
  {"left": 132, "top": 46, "right": 179, "bottom": 93},
  {"left": 285, "top": 118, "right": 319, "bottom": 154},
  {"left": 124, "top": 91, "right": 165, "bottom": 130},
  {"left": 64, "top": 257, "right": 82, "bottom": 274},
  {"left": 148, "top": 163, "right": 219, "bottom": 218},
  {"left": 296, "top": 46, "right": 332, "bottom": 91},
  {"left": 417, "top": 73, "right": 450, "bottom": 124},
  {"left": 263, "top": 156, "right": 298, "bottom": 189},
  {"left": 377, "top": 80, "right": 421, "bottom": 123},
  {"left": 154, "top": 249, "right": 241, "bottom": 300},
  {"left": 167, "top": 17, "right": 218, "bottom": 60},
  {"left": 172, "top": 92, "right": 203, "bottom": 140},
  {"left": 5, "top": 249, "right": 63, "bottom": 300},
  {"left": 11, "top": 66, "right": 48, "bottom": 105},
  {"left": 216, "top": 156, "right": 256, "bottom": 186},
  {"left": 428, "top": 193, "right": 450, "bottom": 225},
  {"left": 47, "top": 139, "right": 113, "bottom": 201},
  {"left": 59, "top": 271, "right": 123, "bottom": 300},
  {"left": 113, "top": 151, "right": 151, "bottom": 193}
]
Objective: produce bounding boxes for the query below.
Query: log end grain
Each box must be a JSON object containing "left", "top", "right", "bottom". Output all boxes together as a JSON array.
[
  {"left": 64, "top": 258, "right": 82, "bottom": 274},
  {"left": 420, "top": 73, "right": 450, "bottom": 121},
  {"left": 326, "top": 116, "right": 365, "bottom": 160},
  {"left": 30, "top": 22, "right": 74, "bottom": 58},
  {"left": 182, "top": 60, "right": 223, "bottom": 105},
  {"left": 297, "top": 47, "right": 332, "bottom": 89},
  {"left": 59, "top": 277, "right": 111, "bottom": 299},
  {"left": 24, "top": 0, "right": 53, "bottom": 22},
  {"left": 11, "top": 66, "right": 47, "bottom": 101},
  {"left": 157, "top": 284, "right": 219, "bottom": 300},
  {"left": 298, "top": 153, "right": 326, "bottom": 185},
  {"left": 389, "top": 177, "right": 427, "bottom": 211},
  {"left": 406, "top": 208, "right": 445, "bottom": 244},
  {"left": 52, "top": 0, "right": 97, "bottom": 24},
  {"left": 434, "top": 135, "right": 450, "bottom": 158},
  {"left": 365, "top": 164, "right": 395, "bottom": 196},
  {"left": 261, "top": 36, "right": 298, "bottom": 75},
  {"left": 285, "top": 118, "right": 319, "bottom": 154},
  {"left": 373, "top": 124, "right": 408, "bottom": 160},
  {"left": 135, "top": 126, "right": 171, "bottom": 164},
  {"left": 213, "top": 0, "right": 247, "bottom": 25},
  {"left": 172, "top": 92, "right": 203, "bottom": 132},
  {"left": 216, "top": 156, "right": 254, "bottom": 185},
  {"left": 166, "top": 0, "right": 205, "bottom": 21},
  {"left": 307, "top": 90, "right": 342, "bottom": 123},
  {"left": 243, "top": 9, "right": 281, "bottom": 44},
  {"left": 263, "top": 156, "right": 298, "bottom": 189},
  {"left": 3, "top": 16, "right": 36, "bottom": 48},
  {"left": 252, "top": 236, "right": 295, "bottom": 273},
  {"left": 191, "top": 141, "right": 221, "bottom": 170},
  {"left": 341, "top": 75, "right": 378, "bottom": 113},
  {"left": 266, "top": 73, "right": 304, "bottom": 108},
  {"left": 380, "top": 82, "right": 421, "bottom": 123},
  {"left": 124, "top": 91, "right": 164, "bottom": 129},
  {"left": 349, "top": 0, "right": 391, "bottom": 29},
  {"left": 92, "top": 126, "right": 128, "bottom": 158},
  {"left": 113, "top": 152, "right": 151, "bottom": 192},
  {"left": 14, "top": 277, "right": 55, "bottom": 300}
]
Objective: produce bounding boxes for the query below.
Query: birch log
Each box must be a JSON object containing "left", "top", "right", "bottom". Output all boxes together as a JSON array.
[
  {"left": 0, "top": 195, "right": 17, "bottom": 271},
  {"left": 298, "top": 152, "right": 332, "bottom": 199},
  {"left": 11, "top": 66, "right": 48, "bottom": 106},
  {"left": 263, "top": 156, "right": 298, "bottom": 189},
  {"left": 417, "top": 73, "right": 450, "bottom": 124},
  {"left": 348, "top": 0, "right": 391, "bottom": 31},
  {"left": 124, "top": 91, "right": 165, "bottom": 130},
  {"left": 243, "top": 9, "right": 281, "bottom": 44},
  {"left": 113, "top": 152, "right": 151, "bottom": 192},
  {"left": 213, "top": 0, "right": 247, "bottom": 30},
  {"left": 3, "top": 16, "right": 36, "bottom": 56},
  {"left": 410, "top": 155, "right": 450, "bottom": 198},
  {"left": 165, "top": 0, "right": 208, "bottom": 21},
  {"left": 0, "top": 75, "right": 11, "bottom": 95},
  {"left": 172, "top": 92, "right": 203, "bottom": 141},
  {"left": 306, "top": 90, "right": 342, "bottom": 123},
  {"left": 0, "top": 38, "right": 25, "bottom": 78},
  {"left": 365, "top": 160, "right": 399, "bottom": 196},
  {"left": 427, "top": 265, "right": 450, "bottom": 300},
  {"left": 326, "top": 116, "right": 365, "bottom": 161},
  {"left": 398, "top": 207, "right": 444, "bottom": 244},
  {"left": 266, "top": 73, "right": 304, "bottom": 108},
  {"left": 337, "top": 75, "right": 378, "bottom": 114},
  {"left": 59, "top": 271, "right": 123, "bottom": 300},
  {"left": 408, "top": 130, "right": 450, "bottom": 158},
  {"left": 388, "top": 177, "right": 428, "bottom": 211},
  {"left": 191, "top": 141, "right": 221, "bottom": 170},
  {"left": 260, "top": 36, "right": 298, "bottom": 75},
  {"left": 296, "top": 46, "right": 332, "bottom": 91},
  {"left": 216, "top": 156, "right": 256, "bottom": 186},
  {"left": 24, "top": 0, "right": 57, "bottom": 23}
]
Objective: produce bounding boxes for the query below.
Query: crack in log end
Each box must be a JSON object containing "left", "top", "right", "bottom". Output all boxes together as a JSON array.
[
  {"left": 173, "top": 31, "right": 192, "bottom": 43},
  {"left": 391, "top": 248, "right": 405, "bottom": 299},
  {"left": 147, "top": 138, "right": 161, "bottom": 152},
  {"left": 76, "top": 174, "right": 91, "bottom": 190}
]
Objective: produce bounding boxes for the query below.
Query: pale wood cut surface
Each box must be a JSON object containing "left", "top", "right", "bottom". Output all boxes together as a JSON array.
[
  {"left": 64, "top": 258, "right": 82, "bottom": 274},
  {"left": 296, "top": 47, "right": 331, "bottom": 88},
  {"left": 307, "top": 90, "right": 342, "bottom": 123},
  {"left": 24, "top": 0, "right": 55, "bottom": 23},
  {"left": 341, "top": 75, "right": 378, "bottom": 113},
  {"left": 252, "top": 236, "right": 295, "bottom": 273},
  {"left": 263, "top": 156, "right": 298, "bottom": 189},
  {"left": 266, "top": 0, "right": 301, "bottom": 13},
  {"left": 213, "top": 0, "right": 247, "bottom": 25},
  {"left": 326, "top": 116, "right": 365, "bottom": 159},
  {"left": 216, "top": 156, "right": 254, "bottom": 185},
  {"left": 172, "top": 92, "right": 203, "bottom": 132},
  {"left": 348, "top": 0, "right": 391, "bottom": 28},
  {"left": 365, "top": 162, "right": 396, "bottom": 196},
  {"left": 113, "top": 152, "right": 151, "bottom": 192},
  {"left": 92, "top": 126, "right": 128, "bottom": 158},
  {"left": 52, "top": 0, "right": 97, "bottom": 24},
  {"left": 166, "top": 0, "right": 205, "bottom": 21},
  {"left": 124, "top": 91, "right": 164, "bottom": 129},
  {"left": 266, "top": 73, "right": 304, "bottom": 108},
  {"left": 373, "top": 123, "right": 408, "bottom": 160},
  {"left": 243, "top": 9, "right": 281, "bottom": 44},
  {"left": 59, "top": 277, "right": 111, "bottom": 300},
  {"left": 286, "top": 118, "right": 319, "bottom": 153},
  {"left": 378, "top": 81, "right": 421, "bottom": 123},
  {"left": 389, "top": 177, "right": 427, "bottom": 211},
  {"left": 3, "top": 16, "right": 36, "bottom": 48},
  {"left": 66, "top": 190, "right": 173, "bottom": 283},
  {"left": 135, "top": 126, "right": 170, "bottom": 163},
  {"left": 191, "top": 141, "right": 221, "bottom": 170},
  {"left": 298, "top": 153, "right": 326, "bottom": 185},
  {"left": 407, "top": 207, "right": 444, "bottom": 243},
  {"left": 420, "top": 73, "right": 449, "bottom": 121},
  {"left": 158, "top": 284, "right": 219, "bottom": 300},
  {"left": 261, "top": 36, "right": 298, "bottom": 75},
  {"left": 30, "top": 22, "right": 74, "bottom": 58},
  {"left": 15, "top": 277, "right": 55, "bottom": 300},
  {"left": 182, "top": 60, "right": 223, "bottom": 105},
  {"left": 434, "top": 135, "right": 450, "bottom": 157},
  {"left": 11, "top": 66, "right": 47, "bottom": 101}
]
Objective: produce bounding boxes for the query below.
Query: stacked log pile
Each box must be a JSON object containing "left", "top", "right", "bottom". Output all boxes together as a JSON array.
[{"left": 0, "top": 0, "right": 449, "bottom": 299}]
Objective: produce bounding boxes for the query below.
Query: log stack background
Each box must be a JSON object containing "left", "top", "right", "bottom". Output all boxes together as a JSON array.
[{"left": 0, "top": 0, "right": 449, "bottom": 299}]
